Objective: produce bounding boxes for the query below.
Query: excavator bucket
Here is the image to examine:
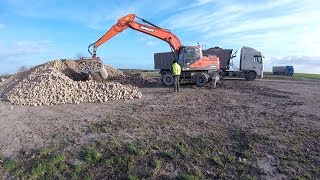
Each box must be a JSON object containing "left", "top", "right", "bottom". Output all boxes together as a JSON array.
[{"left": 78, "top": 57, "right": 108, "bottom": 79}]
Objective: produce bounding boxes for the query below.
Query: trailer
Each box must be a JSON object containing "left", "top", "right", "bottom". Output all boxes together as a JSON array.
[
  {"left": 272, "top": 66, "right": 294, "bottom": 76},
  {"left": 154, "top": 46, "right": 264, "bottom": 86},
  {"left": 204, "top": 46, "right": 264, "bottom": 80}
]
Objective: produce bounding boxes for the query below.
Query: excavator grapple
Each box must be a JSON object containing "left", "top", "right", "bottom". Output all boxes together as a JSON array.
[{"left": 78, "top": 57, "right": 108, "bottom": 79}]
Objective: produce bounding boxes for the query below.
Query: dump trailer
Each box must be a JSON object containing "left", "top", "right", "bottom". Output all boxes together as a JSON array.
[
  {"left": 155, "top": 46, "right": 264, "bottom": 84},
  {"left": 204, "top": 46, "right": 264, "bottom": 80},
  {"left": 272, "top": 66, "right": 294, "bottom": 76}
]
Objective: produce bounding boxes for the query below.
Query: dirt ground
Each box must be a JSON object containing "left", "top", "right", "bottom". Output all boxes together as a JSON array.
[{"left": 0, "top": 78, "right": 319, "bottom": 179}]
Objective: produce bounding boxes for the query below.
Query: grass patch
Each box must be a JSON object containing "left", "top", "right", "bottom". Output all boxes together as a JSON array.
[
  {"left": 84, "top": 146, "right": 102, "bottom": 164},
  {"left": 121, "top": 69, "right": 160, "bottom": 78},
  {"left": 2, "top": 124, "right": 319, "bottom": 179},
  {"left": 293, "top": 73, "right": 320, "bottom": 79},
  {"left": 210, "top": 155, "right": 224, "bottom": 167},
  {"left": 126, "top": 143, "right": 147, "bottom": 156},
  {"left": 3, "top": 160, "right": 19, "bottom": 172},
  {"left": 263, "top": 72, "right": 320, "bottom": 80},
  {"left": 141, "top": 71, "right": 160, "bottom": 78},
  {"left": 177, "top": 173, "right": 202, "bottom": 180},
  {"left": 174, "top": 142, "right": 189, "bottom": 157}
]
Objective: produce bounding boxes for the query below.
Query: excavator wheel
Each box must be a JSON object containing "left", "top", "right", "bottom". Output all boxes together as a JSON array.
[{"left": 195, "top": 72, "right": 209, "bottom": 87}]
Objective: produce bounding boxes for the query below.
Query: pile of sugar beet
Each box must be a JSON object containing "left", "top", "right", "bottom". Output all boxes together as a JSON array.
[{"left": 0, "top": 59, "right": 155, "bottom": 106}]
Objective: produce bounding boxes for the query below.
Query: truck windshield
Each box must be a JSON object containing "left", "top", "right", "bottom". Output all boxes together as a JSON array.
[{"left": 254, "top": 56, "right": 263, "bottom": 64}]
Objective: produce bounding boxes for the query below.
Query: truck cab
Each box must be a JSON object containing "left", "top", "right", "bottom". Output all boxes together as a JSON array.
[{"left": 240, "top": 46, "right": 264, "bottom": 79}]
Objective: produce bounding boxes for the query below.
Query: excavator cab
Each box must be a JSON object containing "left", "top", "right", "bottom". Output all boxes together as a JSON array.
[
  {"left": 178, "top": 45, "right": 219, "bottom": 71},
  {"left": 179, "top": 46, "right": 203, "bottom": 68}
]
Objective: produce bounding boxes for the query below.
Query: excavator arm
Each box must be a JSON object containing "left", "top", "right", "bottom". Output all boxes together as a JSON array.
[
  {"left": 89, "top": 14, "right": 182, "bottom": 57},
  {"left": 78, "top": 14, "right": 182, "bottom": 79}
]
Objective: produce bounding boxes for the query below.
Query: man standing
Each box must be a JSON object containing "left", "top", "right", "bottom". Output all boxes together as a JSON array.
[
  {"left": 212, "top": 71, "right": 222, "bottom": 88},
  {"left": 172, "top": 60, "right": 181, "bottom": 92}
]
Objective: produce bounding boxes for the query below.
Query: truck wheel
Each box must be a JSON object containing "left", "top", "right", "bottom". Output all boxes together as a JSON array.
[
  {"left": 195, "top": 73, "right": 209, "bottom": 87},
  {"left": 245, "top": 71, "right": 256, "bottom": 81},
  {"left": 162, "top": 73, "right": 173, "bottom": 86}
]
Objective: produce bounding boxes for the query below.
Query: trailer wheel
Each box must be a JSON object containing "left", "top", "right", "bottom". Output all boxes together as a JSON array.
[
  {"left": 162, "top": 73, "right": 174, "bottom": 86},
  {"left": 195, "top": 73, "right": 209, "bottom": 87},
  {"left": 217, "top": 70, "right": 225, "bottom": 79},
  {"left": 245, "top": 71, "right": 256, "bottom": 81}
]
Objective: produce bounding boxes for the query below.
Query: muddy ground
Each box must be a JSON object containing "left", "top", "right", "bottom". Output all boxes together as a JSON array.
[{"left": 0, "top": 78, "right": 319, "bottom": 179}]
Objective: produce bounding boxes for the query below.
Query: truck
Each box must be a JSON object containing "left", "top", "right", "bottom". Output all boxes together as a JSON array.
[
  {"left": 272, "top": 66, "right": 294, "bottom": 76},
  {"left": 155, "top": 46, "right": 264, "bottom": 86}
]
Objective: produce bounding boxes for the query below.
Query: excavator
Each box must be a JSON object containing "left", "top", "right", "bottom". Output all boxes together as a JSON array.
[{"left": 78, "top": 14, "right": 220, "bottom": 86}]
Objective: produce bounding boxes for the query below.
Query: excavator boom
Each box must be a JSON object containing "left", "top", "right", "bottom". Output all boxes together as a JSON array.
[{"left": 79, "top": 14, "right": 182, "bottom": 78}]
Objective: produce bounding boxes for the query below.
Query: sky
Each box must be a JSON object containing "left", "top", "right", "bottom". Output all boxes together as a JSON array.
[{"left": 0, "top": 0, "right": 319, "bottom": 74}]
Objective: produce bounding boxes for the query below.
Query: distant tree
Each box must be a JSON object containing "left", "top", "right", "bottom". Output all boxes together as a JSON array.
[
  {"left": 17, "top": 65, "right": 29, "bottom": 73},
  {"left": 0, "top": 73, "right": 12, "bottom": 79},
  {"left": 75, "top": 53, "right": 87, "bottom": 60}
]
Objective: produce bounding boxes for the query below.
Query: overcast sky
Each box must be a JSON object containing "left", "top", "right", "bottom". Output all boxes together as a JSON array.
[{"left": 0, "top": 0, "right": 319, "bottom": 74}]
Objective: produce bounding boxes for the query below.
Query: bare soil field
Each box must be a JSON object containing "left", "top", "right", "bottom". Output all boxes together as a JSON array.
[{"left": 0, "top": 74, "right": 319, "bottom": 179}]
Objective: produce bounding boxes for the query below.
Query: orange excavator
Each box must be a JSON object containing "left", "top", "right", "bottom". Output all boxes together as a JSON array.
[{"left": 79, "top": 14, "right": 219, "bottom": 86}]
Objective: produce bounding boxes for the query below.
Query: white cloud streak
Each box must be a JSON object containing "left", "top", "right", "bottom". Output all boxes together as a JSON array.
[
  {"left": 159, "top": 0, "right": 320, "bottom": 73},
  {"left": 163, "top": 0, "right": 316, "bottom": 36},
  {"left": 2, "top": 0, "right": 320, "bottom": 73},
  {"left": 0, "top": 40, "right": 52, "bottom": 62},
  {"left": 2, "top": 0, "right": 179, "bottom": 30}
]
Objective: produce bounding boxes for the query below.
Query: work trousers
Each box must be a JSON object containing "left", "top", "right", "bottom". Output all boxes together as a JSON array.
[{"left": 173, "top": 75, "right": 180, "bottom": 92}]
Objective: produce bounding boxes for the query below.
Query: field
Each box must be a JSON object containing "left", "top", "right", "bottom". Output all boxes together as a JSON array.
[
  {"left": 0, "top": 73, "right": 320, "bottom": 179},
  {"left": 263, "top": 72, "right": 320, "bottom": 81}
]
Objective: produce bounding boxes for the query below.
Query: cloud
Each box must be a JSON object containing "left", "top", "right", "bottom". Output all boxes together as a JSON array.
[
  {"left": 0, "top": 40, "right": 52, "bottom": 62},
  {"left": 197, "top": 0, "right": 216, "bottom": 5},
  {"left": 0, "top": 23, "right": 5, "bottom": 29},
  {"left": 138, "top": 35, "right": 161, "bottom": 47},
  {"left": 146, "top": 41, "right": 157, "bottom": 46},
  {"left": 161, "top": 0, "right": 320, "bottom": 58},
  {"left": 2, "top": 0, "right": 179, "bottom": 30}
]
